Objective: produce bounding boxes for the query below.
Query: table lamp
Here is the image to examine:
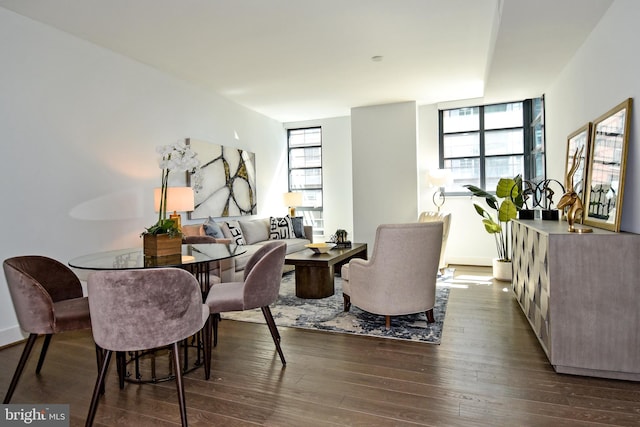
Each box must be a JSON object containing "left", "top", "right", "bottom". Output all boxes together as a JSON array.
[
  {"left": 154, "top": 186, "right": 195, "bottom": 230},
  {"left": 427, "top": 169, "right": 453, "bottom": 212},
  {"left": 283, "top": 192, "right": 303, "bottom": 217}
]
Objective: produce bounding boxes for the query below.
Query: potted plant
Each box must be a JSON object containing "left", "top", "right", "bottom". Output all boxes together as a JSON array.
[
  {"left": 142, "top": 140, "right": 202, "bottom": 257},
  {"left": 464, "top": 175, "right": 524, "bottom": 281}
]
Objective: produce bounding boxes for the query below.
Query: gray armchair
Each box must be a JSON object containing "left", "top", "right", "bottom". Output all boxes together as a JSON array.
[
  {"left": 341, "top": 222, "right": 443, "bottom": 329},
  {"left": 418, "top": 211, "right": 451, "bottom": 271}
]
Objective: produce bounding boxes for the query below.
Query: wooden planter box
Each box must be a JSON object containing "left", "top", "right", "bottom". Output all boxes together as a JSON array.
[{"left": 143, "top": 233, "right": 182, "bottom": 257}]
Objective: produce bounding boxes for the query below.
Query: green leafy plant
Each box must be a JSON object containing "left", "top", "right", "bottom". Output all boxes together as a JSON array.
[{"left": 464, "top": 175, "right": 524, "bottom": 262}]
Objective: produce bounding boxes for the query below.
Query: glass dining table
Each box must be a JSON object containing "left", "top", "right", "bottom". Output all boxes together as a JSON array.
[
  {"left": 69, "top": 242, "right": 246, "bottom": 384},
  {"left": 69, "top": 242, "right": 246, "bottom": 297}
]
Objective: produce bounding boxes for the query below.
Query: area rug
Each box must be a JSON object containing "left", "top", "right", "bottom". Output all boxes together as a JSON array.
[{"left": 221, "top": 272, "right": 451, "bottom": 344}]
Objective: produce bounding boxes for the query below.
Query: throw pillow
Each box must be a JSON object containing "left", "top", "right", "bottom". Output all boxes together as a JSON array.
[
  {"left": 203, "top": 216, "right": 225, "bottom": 239},
  {"left": 239, "top": 219, "right": 270, "bottom": 244},
  {"left": 270, "top": 216, "right": 295, "bottom": 240},
  {"left": 225, "top": 220, "right": 246, "bottom": 245},
  {"left": 291, "top": 216, "right": 305, "bottom": 238}
]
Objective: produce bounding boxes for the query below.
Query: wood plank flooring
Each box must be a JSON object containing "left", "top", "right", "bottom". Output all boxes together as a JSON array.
[{"left": 1, "top": 265, "right": 639, "bottom": 426}]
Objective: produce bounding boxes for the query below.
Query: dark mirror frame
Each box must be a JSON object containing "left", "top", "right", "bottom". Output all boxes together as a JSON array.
[{"left": 583, "top": 98, "right": 632, "bottom": 232}]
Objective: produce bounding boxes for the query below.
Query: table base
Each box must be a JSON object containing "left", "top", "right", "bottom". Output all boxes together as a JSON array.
[
  {"left": 120, "top": 332, "right": 205, "bottom": 385},
  {"left": 294, "top": 264, "right": 335, "bottom": 299}
]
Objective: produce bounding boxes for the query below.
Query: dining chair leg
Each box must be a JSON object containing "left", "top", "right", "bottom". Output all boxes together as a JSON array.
[
  {"left": 261, "top": 307, "right": 286, "bottom": 366},
  {"left": 85, "top": 349, "right": 113, "bottom": 427},
  {"left": 203, "top": 317, "right": 212, "bottom": 380},
  {"left": 94, "top": 345, "right": 106, "bottom": 395},
  {"left": 171, "top": 342, "right": 188, "bottom": 427},
  {"left": 116, "top": 351, "right": 126, "bottom": 389},
  {"left": 261, "top": 305, "right": 280, "bottom": 342},
  {"left": 3, "top": 333, "right": 38, "bottom": 404},
  {"left": 35, "top": 334, "right": 52, "bottom": 374},
  {"left": 212, "top": 313, "right": 220, "bottom": 347}
]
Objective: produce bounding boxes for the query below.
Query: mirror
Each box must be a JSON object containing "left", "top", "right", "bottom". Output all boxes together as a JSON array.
[
  {"left": 583, "top": 98, "right": 632, "bottom": 232},
  {"left": 565, "top": 123, "right": 592, "bottom": 203}
]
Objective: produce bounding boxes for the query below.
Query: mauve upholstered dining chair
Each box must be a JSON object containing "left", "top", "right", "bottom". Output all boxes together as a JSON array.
[
  {"left": 341, "top": 222, "right": 443, "bottom": 330},
  {"left": 2, "top": 255, "right": 95, "bottom": 404},
  {"left": 205, "top": 241, "right": 287, "bottom": 377},
  {"left": 85, "top": 268, "right": 209, "bottom": 427}
]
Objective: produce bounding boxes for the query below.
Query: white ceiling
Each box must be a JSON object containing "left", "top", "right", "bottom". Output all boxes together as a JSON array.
[{"left": 0, "top": 0, "right": 613, "bottom": 122}]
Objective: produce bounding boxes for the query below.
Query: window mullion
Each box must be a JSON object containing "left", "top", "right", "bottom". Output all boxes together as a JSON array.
[{"left": 479, "top": 106, "right": 486, "bottom": 189}]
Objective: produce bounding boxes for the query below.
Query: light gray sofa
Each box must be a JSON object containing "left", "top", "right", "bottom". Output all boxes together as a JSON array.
[{"left": 182, "top": 217, "right": 312, "bottom": 282}]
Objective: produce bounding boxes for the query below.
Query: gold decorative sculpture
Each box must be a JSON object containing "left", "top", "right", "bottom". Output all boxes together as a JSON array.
[{"left": 557, "top": 146, "right": 592, "bottom": 233}]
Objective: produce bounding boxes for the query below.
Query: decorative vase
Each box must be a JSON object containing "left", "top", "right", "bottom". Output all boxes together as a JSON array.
[
  {"left": 143, "top": 233, "right": 182, "bottom": 257},
  {"left": 492, "top": 258, "right": 512, "bottom": 282}
]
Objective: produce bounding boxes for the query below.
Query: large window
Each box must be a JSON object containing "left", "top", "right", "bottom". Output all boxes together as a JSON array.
[
  {"left": 288, "top": 127, "right": 323, "bottom": 236},
  {"left": 439, "top": 97, "right": 545, "bottom": 193}
]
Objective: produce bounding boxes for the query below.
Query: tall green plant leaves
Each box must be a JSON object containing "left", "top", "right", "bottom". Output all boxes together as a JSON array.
[
  {"left": 464, "top": 175, "right": 523, "bottom": 262},
  {"left": 498, "top": 199, "right": 517, "bottom": 223},
  {"left": 465, "top": 184, "right": 499, "bottom": 210},
  {"left": 496, "top": 175, "right": 525, "bottom": 209}
]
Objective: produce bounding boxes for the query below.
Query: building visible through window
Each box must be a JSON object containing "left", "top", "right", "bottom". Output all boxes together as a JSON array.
[
  {"left": 287, "top": 127, "right": 323, "bottom": 236},
  {"left": 439, "top": 97, "right": 545, "bottom": 193}
]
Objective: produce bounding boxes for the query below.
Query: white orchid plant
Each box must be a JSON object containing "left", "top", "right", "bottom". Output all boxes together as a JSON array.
[{"left": 143, "top": 140, "right": 203, "bottom": 237}]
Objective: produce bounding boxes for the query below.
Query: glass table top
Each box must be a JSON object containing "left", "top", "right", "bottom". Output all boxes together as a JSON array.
[{"left": 69, "top": 243, "right": 246, "bottom": 270}]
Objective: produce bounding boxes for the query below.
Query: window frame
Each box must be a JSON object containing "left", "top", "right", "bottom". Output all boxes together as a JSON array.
[
  {"left": 287, "top": 126, "right": 324, "bottom": 237},
  {"left": 438, "top": 98, "right": 544, "bottom": 194}
]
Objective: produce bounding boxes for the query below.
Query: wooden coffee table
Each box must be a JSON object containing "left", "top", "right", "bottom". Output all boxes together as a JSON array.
[{"left": 284, "top": 243, "right": 367, "bottom": 299}]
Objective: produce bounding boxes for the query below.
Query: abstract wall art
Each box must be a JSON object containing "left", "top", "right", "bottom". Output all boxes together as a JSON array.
[{"left": 186, "top": 138, "right": 257, "bottom": 218}]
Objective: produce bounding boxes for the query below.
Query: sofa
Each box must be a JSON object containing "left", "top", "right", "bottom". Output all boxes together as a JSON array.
[{"left": 182, "top": 216, "right": 312, "bottom": 282}]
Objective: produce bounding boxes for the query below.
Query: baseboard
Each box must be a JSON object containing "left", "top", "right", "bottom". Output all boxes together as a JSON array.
[
  {"left": 0, "top": 325, "right": 26, "bottom": 348},
  {"left": 447, "top": 256, "right": 493, "bottom": 267}
]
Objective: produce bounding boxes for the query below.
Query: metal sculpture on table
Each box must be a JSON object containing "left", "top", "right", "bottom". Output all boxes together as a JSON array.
[
  {"left": 557, "top": 146, "right": 592, "bottom": 233},
  {"left": 512, "top": 178, "right": 564, "bottom": 220}
]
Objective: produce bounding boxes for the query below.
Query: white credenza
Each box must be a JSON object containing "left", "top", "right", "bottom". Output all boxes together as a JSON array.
[{"left": 512, "top": 219, "right": 640, "bottom": 381}]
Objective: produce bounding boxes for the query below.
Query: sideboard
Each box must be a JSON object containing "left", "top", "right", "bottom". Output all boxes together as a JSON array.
[{"left": 512, "top": 219, "right": 640, "bottom": 381}]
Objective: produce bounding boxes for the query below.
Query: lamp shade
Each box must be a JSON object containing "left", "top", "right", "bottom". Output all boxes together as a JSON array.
[
  {"left": 427, "top": 169, "right": 453, "bottom": 188},
  {"left": 283, "top": 192, "right": 303, "bottom": 207},
  {"left": 154, "top": 187, "right": 195, "bottom": 213}
]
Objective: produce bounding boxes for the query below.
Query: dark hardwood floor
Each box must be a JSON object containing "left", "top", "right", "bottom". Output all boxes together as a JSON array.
[{"left": 2, "top": 265, "right": 639, "bottom": 426}]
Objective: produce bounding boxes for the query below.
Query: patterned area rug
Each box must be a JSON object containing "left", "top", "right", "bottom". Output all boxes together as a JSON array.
[{"left": 222, "top": 272, "right": 451, "bottom": 344}]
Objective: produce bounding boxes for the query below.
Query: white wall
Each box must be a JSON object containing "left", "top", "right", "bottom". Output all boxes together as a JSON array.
[
  {"left": 351, "top": 102, "right": 418, "bottom": 252},
  {"left": 545, "top": 0, "right": 640, "bottom": 234},
  {"left": 284, "top": 117, "right": 353, "bottom": 242},
  {"left": 0, "top": 8, "right": 285, "bottom": 346}
]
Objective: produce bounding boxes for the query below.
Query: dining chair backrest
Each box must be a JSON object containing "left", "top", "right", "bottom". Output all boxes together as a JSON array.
[
  {"left": 242, "top": 242, "right": 287, "bottom": 310},
  {"left": 87, "top": 267, "right": 207, "bottom": 352},
  {"left": 4, "top": 255, "right": 85, "bottom": 334},
  {"left": 2, "top": 255, "right": 94, "bottom": 405}
]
